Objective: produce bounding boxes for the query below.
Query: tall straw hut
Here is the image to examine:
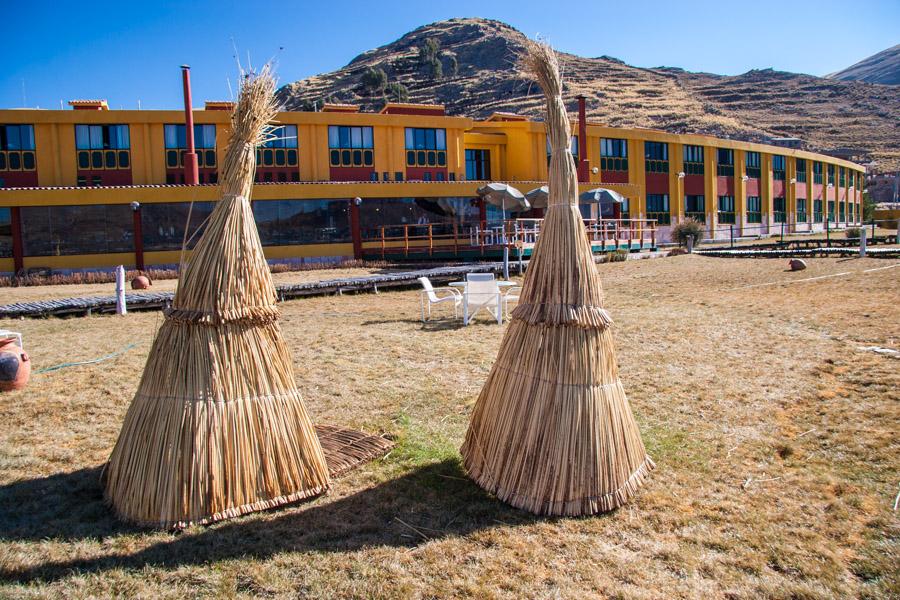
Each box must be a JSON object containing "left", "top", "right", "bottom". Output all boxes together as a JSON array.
[
  {"left": 104, "top": 67, "right": 331, "bottom": 528},
  {"left": 460, "top": 41, "right": 654, "bottom": 516}
]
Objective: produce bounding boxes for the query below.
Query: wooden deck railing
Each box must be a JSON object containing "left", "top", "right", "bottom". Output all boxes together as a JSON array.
[{"left": 364, "top": 217, "right": 658, "bottom": 259}]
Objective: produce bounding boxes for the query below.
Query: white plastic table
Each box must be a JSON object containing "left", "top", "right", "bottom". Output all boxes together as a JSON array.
[{"left": 448, "top": 280, "right": 517, "bottom": 290}]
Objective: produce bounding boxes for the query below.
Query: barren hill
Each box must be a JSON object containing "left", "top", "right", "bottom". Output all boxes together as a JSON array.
[
  {"left": 827, "top": 44, "right": 900, "bottom": 86},
  {"left": 277, "top": 18, "right": 900, "bottom": 169}
]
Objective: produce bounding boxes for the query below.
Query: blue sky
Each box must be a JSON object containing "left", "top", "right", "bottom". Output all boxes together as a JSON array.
[{"left": 3, "top": 0, "right": 897, "bottom": 109}]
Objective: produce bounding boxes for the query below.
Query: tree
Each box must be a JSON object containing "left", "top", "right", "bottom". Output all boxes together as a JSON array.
[
  {"left": 862, "top": 191, "right": 876, "bottom": 222},
  {"left": 418, "top": 38, "right": 440, "bottom": 64},
  {"left": 447, "top": 54, "right": 458, "bottom": 77},
  {"left": 430, "top": 58, "right": 443, "bottom": 80},
  {"left": 361, "top": 67, "right": 388, "bottom": 97},
  {"left": 387, "top": 82, "right": 409, "bottom": 103}
]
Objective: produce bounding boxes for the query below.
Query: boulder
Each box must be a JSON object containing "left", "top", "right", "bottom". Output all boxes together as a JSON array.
[{"left": 789, "top": 259, "right": 808, "bottom": 271}]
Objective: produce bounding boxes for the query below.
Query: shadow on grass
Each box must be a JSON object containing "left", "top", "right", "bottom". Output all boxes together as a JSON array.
[
  {"left": 362, "top": 317, "right": 508, "bottom": 332},
  {"left": 1, "top": 459, "right": 539, "bottom": 584}
]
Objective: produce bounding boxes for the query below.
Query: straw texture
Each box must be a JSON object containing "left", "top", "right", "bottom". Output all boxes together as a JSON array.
[
  {"left": 460, "top": 40, "right": 654, "bottom": 516},
  {"left": 104, "top": 67, "right": 331, "bottom": 529}
]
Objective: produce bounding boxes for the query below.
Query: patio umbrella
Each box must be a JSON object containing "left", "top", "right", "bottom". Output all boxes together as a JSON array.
[
  {"left": 580, "top": 188, "right": 627, "bottom": 219},
  {"left": 525, "top": 186, "right": 549, "bottom": 209},
  {"left": 461, "top": 40, "right": 653, "bottom": 516},
  {"left": 104, "top": 67, "right": 330, "bottom": 528},
  {"left": 477, "top": 182, "right": 530, "bottom": 215}
]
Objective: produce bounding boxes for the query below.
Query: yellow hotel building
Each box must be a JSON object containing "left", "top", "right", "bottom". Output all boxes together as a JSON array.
[{"left": 0, "top": 99, "right": 864, "bottom": 273}]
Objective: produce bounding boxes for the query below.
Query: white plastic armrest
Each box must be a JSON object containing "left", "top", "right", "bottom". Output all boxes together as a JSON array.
[{"left": 432, "top": 286, "right": 463, "bottom": 297}]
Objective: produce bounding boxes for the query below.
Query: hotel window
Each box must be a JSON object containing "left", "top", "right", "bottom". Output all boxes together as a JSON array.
[
  {"left": 686, "top": 195, "right": 705, "bottom": 222},
  {"left": 406, "top": 128, "right": 447, "bottom": 167},
  {"left": 0, "top": 124, "right": 36, "bottom": 172},
  {"left": 465, "top": 149, "right": 491, "bottom": 181},
  {"left": 600, "top": 138, "right": 628, "bottom": 171},
  {"left": 827, "top": 200, "right": 836, "bottom": 222},
  {"left": 717, "top": 195, "right": 735, "bottom": 224},
  {"left": 75, "top": 124, "right": 130, "bottom": 170},
  {"left": 645, "top": 194, "right": 670, "bottom": 225},
  {"left": 164, "top": 124, "right": 217, "bottom": 170},
  {"left": 797, "top": 198, "right": 807, "bottom": 223},
  {"left": 546, "top": 135, "right": 579, "bottom": 165},
  {"left": 773, "top": 197, "right": 786, "bottom": 223},
  {"left": 716, "top": 148, "right": 734, "bottom": 176},
  {"left": 772, "top": 155, "right": 785, "bottom": 181},
  {"left": 827, "top": 164, "right": 835, "bottom": 185},
  {"left": 839, "top": 167, "right": 845, "bottom": 187},
  {"left": 796, "top": 159, "right": 807, "bottom": 183},
  {"left": 813, "top": 200, "right": 823, "bottom": 222},
  {"left": 0, "top": 207, "right": 11, "bottom": 257},
  {"left": 746, "top": 196, "right": 762, "bottom": 223},
  {"left": 644, "top": 141, "right": 668, "bottom": 173},
  {"left": 257, "top": 125, "right": 299, "bottom": 168},
  {"left": 839, "top": 202, "right": 845, "bottom": 222},
  {"left": 683, "top": 145, "right": 704, "bottom": 175},
  {"left": 328, "top": 125, "right": 374, "bottom": 167},
  {"left": 745, "top": 152, "right": 761, "bottom": 179},
  {"left": 813, "top": 161, "right": 823, "bottom": 184}
]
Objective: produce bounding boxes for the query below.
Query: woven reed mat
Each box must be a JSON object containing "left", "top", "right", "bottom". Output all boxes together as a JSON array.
[{"left": 315, "top": 425, "right": 394, "bottom": 478}]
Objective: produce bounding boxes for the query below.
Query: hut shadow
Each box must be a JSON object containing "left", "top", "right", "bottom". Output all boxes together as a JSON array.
[
  {"left": 1, "top": 459, "right": 537, "bottom": 584},
  {"left": 361, "top": 317, "right": 468, "bottom": 332}
]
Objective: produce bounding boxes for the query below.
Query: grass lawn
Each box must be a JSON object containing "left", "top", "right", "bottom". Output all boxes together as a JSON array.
[{"left": 1, "top": 255, "right": 898, "bottom": 599}]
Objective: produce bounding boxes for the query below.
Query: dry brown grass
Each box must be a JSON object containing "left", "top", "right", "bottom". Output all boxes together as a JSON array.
[{"left": 1, "top": 255, "right": 898, "bottom": 599}]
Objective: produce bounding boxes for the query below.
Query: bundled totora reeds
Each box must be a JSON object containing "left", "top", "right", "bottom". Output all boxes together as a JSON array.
[
  {"left": 460, "top": 40, "right": 654, "bottom": 516},
  {"left": 104, "top": 66, "right": 331, "bottom": 528}
]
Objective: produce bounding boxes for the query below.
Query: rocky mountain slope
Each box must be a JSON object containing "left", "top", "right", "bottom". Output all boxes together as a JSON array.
[
  {"left": 277, "top": 18, "right": 900, "bottom": 169},
  {"left": 827, "top": 44, "right": 900, "bottom": 86}
]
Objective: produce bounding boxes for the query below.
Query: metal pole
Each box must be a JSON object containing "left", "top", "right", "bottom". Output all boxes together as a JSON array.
[
  {"left": 503, "top": 246, "right": 510, "bottom": 280},
  {"left": 181, "top": 65, "right": 199, "bottom": 185},
  {"left": 860, "top": 225, "right": 867, "bottom": 258},
  {"left": 730, "top": 225, "right": 734, "bottom": 248},
  {"left": 826, "top": 219, "right": 830, "bottom": 247},
  {"left": 780, "top": 219, "right": 785, "bottom": 243}
]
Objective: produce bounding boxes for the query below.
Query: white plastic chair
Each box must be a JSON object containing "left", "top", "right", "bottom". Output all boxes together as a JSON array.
[
  {"left": 502, "top": 286, "right": 521, "bottom": 319},
  {"left": 418, "top": 277, "right": 462, "bottom": 322},
  {"left": 464, "top": 273, "right": 502, "bottom": 325}
]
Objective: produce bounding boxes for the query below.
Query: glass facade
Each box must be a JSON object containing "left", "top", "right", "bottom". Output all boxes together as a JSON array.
[
  {"left": 773, "top": 197, "right": 786, "bottom": 223},
  {"left": 797, "top": 198, "right": 807, "bottom": 222},
  {"left": 164, "top": 124, "right": 217, "bottom": 173},
  {"left": 796, "top": 159, "right": 807, "bottom": 183},
  {"left": 813, "top": 162, "right": 823, "bottom": 184},
  {"left": 21, "top": 204, "right": 133, "bottom": 256},
  {"left": 645, "top": 194, "right": 670, "bottom": 225},
  {"left": 141, "top": 202, "right": 215, "bottom": 251},
  {"left": 772, "top": 155, "right": 785, "bottom": 181},
  {"left": 359, "top": 197, "right": 478, "bottom": 239},
  {"left": 253, "top": 200, "right": 351, "bottom": 246},
  {"left": 258, "top": 125, "right": 299, "bottom": 169}
]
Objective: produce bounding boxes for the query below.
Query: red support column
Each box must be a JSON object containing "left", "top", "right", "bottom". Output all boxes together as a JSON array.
[
  {"left": 132, "top": 202, "right": 145, "bottom": 270},
  {"left": 10, "top": 206, "right": 23, "bottom": 274},
  {"left": 350, "top": 197, "right": 363, "bottom": 260},
  {"left": 577, "top": 95, "right": 589, "bottom": 183},
  {"left": 181, "top": 65, "right": 199, "bottom": 185}
]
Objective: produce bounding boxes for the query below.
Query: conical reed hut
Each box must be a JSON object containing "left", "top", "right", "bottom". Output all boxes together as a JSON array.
[
  {"left": 104, "top": 67, "right": 330, "bottom": 528},
  {"left": 460, "top": 41, "right": 654, "bottom": 516}
]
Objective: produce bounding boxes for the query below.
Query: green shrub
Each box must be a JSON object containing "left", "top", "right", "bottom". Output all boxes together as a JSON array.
[
  {"left": 609, "top": 249, "right": 629, "bottom": 262},
  {"left": 671, "top": 218, "right": 705, "bottom": 247},
  {"left": 844, "top": 227, "right": 861, "bottom": 239}
]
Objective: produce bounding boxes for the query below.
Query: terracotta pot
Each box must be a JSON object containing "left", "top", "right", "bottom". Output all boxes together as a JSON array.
[
  {"left": 131, "top": 275, "right": 152, "bottom": 290},
  {"left": 0, "top": 337, "right": 30, "bottom": 392}
]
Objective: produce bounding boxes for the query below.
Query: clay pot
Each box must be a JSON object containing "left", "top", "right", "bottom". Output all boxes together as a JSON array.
[
  {"left": 0, "top": 337, "right": 30, "bottom": 392},
  {"left": 789, "top": 259, "right": 808, "bottom": 272},
  {"left": 131, "top": 274, "right": 152, "bottom": 290}
]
